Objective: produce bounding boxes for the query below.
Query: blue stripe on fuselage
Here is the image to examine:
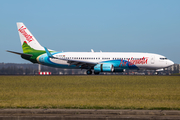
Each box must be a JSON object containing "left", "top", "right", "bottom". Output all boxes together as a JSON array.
[{"left": 38, "top": 52, "right": 77, "bottom": 69}]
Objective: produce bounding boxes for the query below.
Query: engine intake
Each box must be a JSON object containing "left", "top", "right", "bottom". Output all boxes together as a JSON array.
[{"left": 94, "top": 64, "right": 114, "bottom": 72}]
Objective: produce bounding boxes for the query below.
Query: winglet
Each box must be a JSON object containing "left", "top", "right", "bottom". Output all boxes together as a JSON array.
[{"left": 44, "top": 47, "right": 54, "bottom": 58}]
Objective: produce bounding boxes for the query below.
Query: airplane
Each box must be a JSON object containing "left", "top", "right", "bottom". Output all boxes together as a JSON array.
[{"left": 7, "top": 22, "right": 174, "bottom": 75}]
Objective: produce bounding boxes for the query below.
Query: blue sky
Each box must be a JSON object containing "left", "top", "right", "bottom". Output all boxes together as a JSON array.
[{"left": 0, "top": 0, "right": 180, "bottom": 63}]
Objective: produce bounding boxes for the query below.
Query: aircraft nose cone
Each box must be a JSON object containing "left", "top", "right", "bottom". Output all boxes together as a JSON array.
[{"left": 168, "top": 60, "right": 174, "bottom": 66}]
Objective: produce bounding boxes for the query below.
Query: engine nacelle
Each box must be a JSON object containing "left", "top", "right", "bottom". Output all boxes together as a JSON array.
[{"left": 94, "top": 64, "right": 114, "bottom": 72}]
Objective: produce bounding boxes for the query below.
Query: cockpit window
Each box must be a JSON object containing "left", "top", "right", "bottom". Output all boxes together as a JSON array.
[{"left": 160, "top": 58, "right": 167, "bottom": 60}]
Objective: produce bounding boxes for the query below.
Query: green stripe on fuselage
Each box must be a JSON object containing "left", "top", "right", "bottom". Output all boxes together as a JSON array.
[{"left": 22, "top": 42, "right": 51, "bottom": 63}]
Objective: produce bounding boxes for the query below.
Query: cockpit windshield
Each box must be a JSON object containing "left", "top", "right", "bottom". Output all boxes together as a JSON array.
[{"left": 160, "top": 58, "right": 167, "bottom": 60}]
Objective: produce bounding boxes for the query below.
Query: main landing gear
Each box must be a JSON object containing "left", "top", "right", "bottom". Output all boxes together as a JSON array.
[
  {"left": 94, "top": 71, "right": 100, "bottom": 75},
  {"left": 86, "top": 70, "right": 100, "bottom": 75},
  {"left": 86, "top": 70, "right": 92, "bottom": 75}
]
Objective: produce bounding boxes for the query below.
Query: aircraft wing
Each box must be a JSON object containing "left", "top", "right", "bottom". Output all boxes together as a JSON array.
[
  {"left": 67, "top": 59, "right": 97, "bottom": 69},
  {"left": 44, "top": 47, "right": 97, "bottom": 69}
]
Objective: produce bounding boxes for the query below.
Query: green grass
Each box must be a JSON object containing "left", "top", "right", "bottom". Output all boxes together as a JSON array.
[
  {"left": 172, "top": 73, "right": 180, "bottom": 76},
  {"left": 0, "top": 76, "right": 180, "bottom": 110}
]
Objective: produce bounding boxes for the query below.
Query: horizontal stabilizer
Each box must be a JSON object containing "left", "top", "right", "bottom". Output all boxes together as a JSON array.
[{"left": 6, "top": 50, "right": 33, "bottom": 57}]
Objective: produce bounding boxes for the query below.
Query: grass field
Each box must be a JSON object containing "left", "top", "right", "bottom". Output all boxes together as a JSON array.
[{"left": 0, "top": 75, "right": 180, "bottom": 110}]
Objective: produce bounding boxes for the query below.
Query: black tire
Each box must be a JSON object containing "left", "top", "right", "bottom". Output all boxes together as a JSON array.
[{"left": 86, "top": 70, "right": 92, "bottom": 75}]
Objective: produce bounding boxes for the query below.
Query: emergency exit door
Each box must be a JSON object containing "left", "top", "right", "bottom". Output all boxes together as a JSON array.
[{"left": 151, "top": 56, "right": 155, "bottom": 64}]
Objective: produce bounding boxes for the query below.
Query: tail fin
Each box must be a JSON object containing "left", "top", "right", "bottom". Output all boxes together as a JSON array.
[
  {"left": 17, "top": 22, "right": 44, "bottom": 51},
  {"left": 16, "top": 22, "right": 54, "bottom": 63}
]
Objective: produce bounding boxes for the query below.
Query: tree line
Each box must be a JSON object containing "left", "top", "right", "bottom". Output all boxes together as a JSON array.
[{"left": 0, "top": 63, "right": 85, "bottom": 75}]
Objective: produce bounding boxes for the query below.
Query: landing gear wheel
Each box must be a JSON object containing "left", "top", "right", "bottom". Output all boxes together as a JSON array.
[
  {"left": 94, "top": 71, "right": 100, "bottom": 75},
  {"left": 86, "top": 70, "right": 92, "bottom": 75},
  {"left": 155, "top": 72, "right": 159, "bottom": 75}
]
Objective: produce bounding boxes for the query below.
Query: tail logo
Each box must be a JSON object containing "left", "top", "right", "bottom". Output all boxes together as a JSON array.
[{"left": 18, "top": 26, "right": 34, "bottom": 43}]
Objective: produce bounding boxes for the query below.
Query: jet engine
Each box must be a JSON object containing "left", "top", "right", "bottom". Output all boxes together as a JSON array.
[{"left": 94, "top": 64, "right": 114, "bottom": 72}]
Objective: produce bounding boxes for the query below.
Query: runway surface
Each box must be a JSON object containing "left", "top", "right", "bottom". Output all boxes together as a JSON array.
[{"left": 0, "top": 109, "right": 180, "bottom": 120}]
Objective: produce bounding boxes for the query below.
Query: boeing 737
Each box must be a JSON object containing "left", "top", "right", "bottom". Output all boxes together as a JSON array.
[{"left": 7, "top": 22, "right": 174, "bottom": 75}]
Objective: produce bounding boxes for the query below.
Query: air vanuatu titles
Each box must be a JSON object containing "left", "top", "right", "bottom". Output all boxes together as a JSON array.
[{"left": 18, "top": 26, "right": 34, "bottom": 43}]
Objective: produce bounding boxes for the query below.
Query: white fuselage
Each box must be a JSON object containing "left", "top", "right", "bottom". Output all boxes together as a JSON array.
[{"left": 38, "top": 52, "right": 174, "bottom": 70}]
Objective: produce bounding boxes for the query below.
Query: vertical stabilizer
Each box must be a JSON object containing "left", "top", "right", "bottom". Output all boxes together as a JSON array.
[{"left": 17, "top": 22, "right": 44, "bottom": 51}]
